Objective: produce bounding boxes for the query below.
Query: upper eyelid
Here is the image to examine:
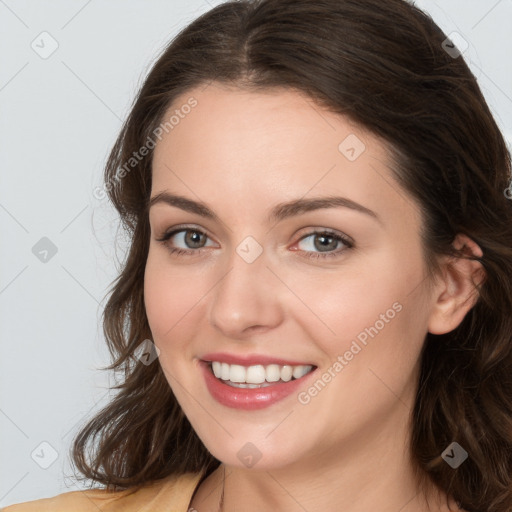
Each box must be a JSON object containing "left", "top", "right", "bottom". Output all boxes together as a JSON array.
[{"left": 157, "top": 225, "right": 214, "bottom": 241}]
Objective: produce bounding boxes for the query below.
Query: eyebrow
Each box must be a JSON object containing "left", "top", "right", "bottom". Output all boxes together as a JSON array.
[{"left": 148, "top": 191, "right": 381, "bottom": 225}]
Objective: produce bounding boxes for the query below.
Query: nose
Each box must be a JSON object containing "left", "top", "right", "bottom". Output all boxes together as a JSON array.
[{"left": 208, "top": 244, "right": 285, "bottom": 338}]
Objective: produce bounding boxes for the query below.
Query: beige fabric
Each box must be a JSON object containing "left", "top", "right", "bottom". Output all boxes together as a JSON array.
[{"left": 1, "top": 472, "right": 204, "bottom": 512}]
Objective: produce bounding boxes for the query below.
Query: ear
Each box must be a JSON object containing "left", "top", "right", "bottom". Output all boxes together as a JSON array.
[{"left": 427, "top": 234, "right": 486, "bottom": 335}]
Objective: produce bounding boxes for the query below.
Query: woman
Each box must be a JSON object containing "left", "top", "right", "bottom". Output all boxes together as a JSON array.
[{"left": 4, "top": 0, "right": 512, "bottom": 510}]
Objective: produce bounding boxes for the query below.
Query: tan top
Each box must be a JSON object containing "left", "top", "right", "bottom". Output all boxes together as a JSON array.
[
  {"left": 1, "top": 471, "right": 471, "bottom": 511},
  {"left": 1, "top": 472, "right": 204, "bottom": 512}
]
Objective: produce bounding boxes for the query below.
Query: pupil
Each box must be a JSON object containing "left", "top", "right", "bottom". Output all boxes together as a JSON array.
[
  {"left": 187, "top": 231, "right": 204, "bottom": 248},
  {"left": 316, "top": 234, "right": 335, "bottom": 251}
]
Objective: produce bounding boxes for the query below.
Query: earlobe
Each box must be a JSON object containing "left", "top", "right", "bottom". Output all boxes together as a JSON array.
[{"left": 427, "top": 234, "right": 486, "bottom": 335}]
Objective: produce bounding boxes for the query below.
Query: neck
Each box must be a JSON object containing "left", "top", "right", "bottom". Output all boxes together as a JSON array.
[{"left": 194, "top": 405, "right": 454, "bottom": 512}]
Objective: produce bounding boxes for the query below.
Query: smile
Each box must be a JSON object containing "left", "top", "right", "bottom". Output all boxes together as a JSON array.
[{"left": 199, "top": 359, "right": 318, "bottom": 410}]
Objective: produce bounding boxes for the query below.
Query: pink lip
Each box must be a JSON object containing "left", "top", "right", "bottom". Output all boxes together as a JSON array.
[
  {"left": 200, "top": 352, "right": 314, "bottom": 366},
  {"left": 199, "top": 360, "right": 317, "bottom": 410}
]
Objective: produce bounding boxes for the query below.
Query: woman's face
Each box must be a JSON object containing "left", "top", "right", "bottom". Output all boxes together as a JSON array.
[{"left": 144, "top": 83, "right": 433, "bottom": 470}]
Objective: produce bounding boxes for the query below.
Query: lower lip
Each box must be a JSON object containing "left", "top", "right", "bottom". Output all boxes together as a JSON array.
[{"left": 199, "top": 361, "right": 316, "bottom": 410}]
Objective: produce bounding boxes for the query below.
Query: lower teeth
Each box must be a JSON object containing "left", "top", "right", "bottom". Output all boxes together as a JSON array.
[{"left": 221, "top": 378, "right": 294, "bottom": 388}]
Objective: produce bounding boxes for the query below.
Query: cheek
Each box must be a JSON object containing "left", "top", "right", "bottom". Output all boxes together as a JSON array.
[
  {"left": 306, "top": 283, "right": 403, "bottom": 367},
  {"left": 305, "top": 249, "right": 427, "bottom": 364},
  {"left": 143, "top": 249, "right": 215, "bottom": 366},
  {"left": 294, "top": 279, "right": 427, "bottom": 428},
  {"left": 144, "top": 253, "right": 191, "bottom": 345}
]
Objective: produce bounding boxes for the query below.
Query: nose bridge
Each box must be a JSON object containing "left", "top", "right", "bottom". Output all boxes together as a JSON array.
[{"left": 208, "top": 238, "right": 283, "bottom": 336}]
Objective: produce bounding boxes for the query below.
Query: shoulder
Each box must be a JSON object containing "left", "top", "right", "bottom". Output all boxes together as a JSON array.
[{"left": 1, "top": 471, "right": 204, "bottom": 512}]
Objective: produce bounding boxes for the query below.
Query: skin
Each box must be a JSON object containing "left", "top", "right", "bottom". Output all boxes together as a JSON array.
[{"left": 144, "top": 82, "right": 483, "bottom": 512}]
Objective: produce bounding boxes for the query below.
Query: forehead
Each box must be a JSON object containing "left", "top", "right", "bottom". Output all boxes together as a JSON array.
[
  {"left": 150, "top": 83, "right": 418, "bottom": 227},
  {"left": 154, "top": 83, "right": 371, "bottom": 161}
]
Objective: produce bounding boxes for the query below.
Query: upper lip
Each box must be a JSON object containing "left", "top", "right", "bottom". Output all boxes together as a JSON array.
[{"left": 200, "top": 352, "right": 316, "bottom": 367}]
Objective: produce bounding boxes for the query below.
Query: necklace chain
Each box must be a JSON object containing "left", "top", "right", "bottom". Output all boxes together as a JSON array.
[{"left": 217, "top": 465, "right": 225, "bottom": 512}]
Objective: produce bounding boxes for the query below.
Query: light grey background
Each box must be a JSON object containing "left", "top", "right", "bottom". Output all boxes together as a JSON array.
[{"left": 1, "top": 0, "right": 511, "bottom": 506}]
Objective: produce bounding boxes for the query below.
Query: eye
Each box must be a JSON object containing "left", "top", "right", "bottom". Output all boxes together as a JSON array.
[
  {"left": 294, "top": 229, "right": 353, "bottom": 260},
  {"left": 155, "top": 226, "right": 216, "bottom": 257},
  {"left": 155, "top": 226, "right": 354, "bottom": 260}
]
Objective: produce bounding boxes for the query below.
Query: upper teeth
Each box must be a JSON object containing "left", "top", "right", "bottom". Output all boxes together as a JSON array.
[{"left": 211, "top": 361, "right": 314, "bottom": 384}]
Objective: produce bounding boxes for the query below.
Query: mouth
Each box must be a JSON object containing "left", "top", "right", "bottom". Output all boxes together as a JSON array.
[
  {"left": 198, "top": 353, "right": 319, "bottom": 409},
  {"left": 204, "top": 360, "right": 317, "bottom": 388}
]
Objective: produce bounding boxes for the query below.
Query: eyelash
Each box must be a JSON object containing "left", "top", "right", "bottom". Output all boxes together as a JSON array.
[{"left": 155, "top": 225, "right": 354, "bottom": 261}]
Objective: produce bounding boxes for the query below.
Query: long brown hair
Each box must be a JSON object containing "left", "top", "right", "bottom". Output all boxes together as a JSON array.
[{"left": 71, "top": 1, "right": 512, "bottom": 510}]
